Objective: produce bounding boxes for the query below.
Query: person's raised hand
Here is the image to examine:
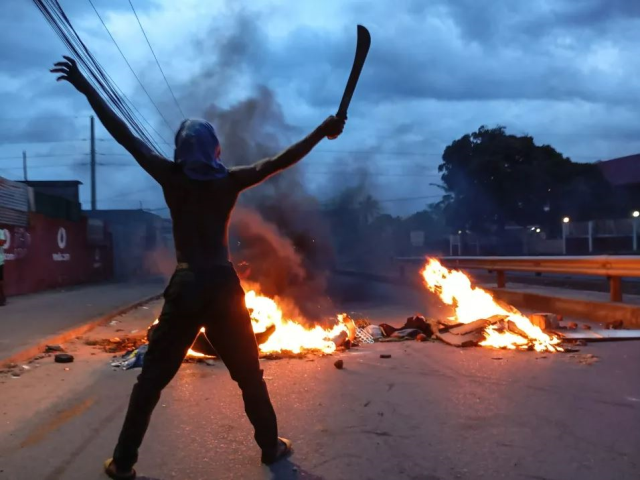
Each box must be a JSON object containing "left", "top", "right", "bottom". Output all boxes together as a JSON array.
[
  {"left": 319, "top": 115, "right": 346, "bottom": 140},
  {"left": 50, "top": 56, "right": 90, "bottom": 93}
]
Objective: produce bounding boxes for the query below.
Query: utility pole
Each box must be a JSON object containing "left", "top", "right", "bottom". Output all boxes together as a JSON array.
[
  {"left": 90, "top": 115, "right": 96, "bottom": 210},
  {"left": 22, "top": 151, "right": 27, "bottom": 181}
]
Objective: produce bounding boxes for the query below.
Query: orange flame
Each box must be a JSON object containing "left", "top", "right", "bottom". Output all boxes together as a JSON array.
[
  {"left": 421, "top": 259, "right": 562, "bottom": 352},
  {"left": 245, "top": 290, "right": 348, "bottom": 354},
  {"left": 150, "top": 291, "right": 348, "bottom": 357}
]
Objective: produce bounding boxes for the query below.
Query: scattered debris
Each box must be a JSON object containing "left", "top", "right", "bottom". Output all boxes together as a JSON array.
[
  {"left": 109, "top": 320, "right": 119, "bottom": 326},
  {"left": 204, "top": 359, "right": 216, "bottom": 367},
  {"left": 111, "top": 345, "right": 148, "bottom": 370},
  {"left": 380, "top": 354, "right": 392, "bottom": 359},
  {"left": 448, "top": 319, "right": 491, "bottom": 336},
  {"left": 566, "top": 322, "right": 578, "bottom": 330},
  {"left": 334, "top": 359, "right": 344, "bottom": 370},
  {"left": 491, "top": 357, "right": 503, "bottom": 361},
  {"left": 355, "top": 327, "right": 375, "bottom": 344},
  {"left": 45, "top": 345, "right": 65, "bottom": 353},
  {"left": 606, "top": 320, "right": 624, "bottom": 330},
  {"left": 436, "top": 330, "right": 485, "bottom": 348},
  {"left": 416, "top": 334, "right": 428, "bottom": 342},
  {"left": 363, "top": 325, "right": 384, "bottom": 340},
  {"left": 380, "top": 315, "right": 434, "bottom": 338},
  {"left": 570, "top": 353, "right": 599, "bottom": 366},
  {"left": 552, "top": 329, "right": 640, "bottom": 342},
  {"left": 54, "top": 353, "right": 74, "bottom": 364},
  {"left": 581, "top": 324, "right": 592, "bottom": 330},
  {"left": 86, "top": 337, "right": 146, "bottom": 353},
  {"left": 529, "top": 313, "right": 561, "bottom": 331}
]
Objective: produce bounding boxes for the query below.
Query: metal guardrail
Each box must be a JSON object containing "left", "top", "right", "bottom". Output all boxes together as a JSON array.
[{"left": 395, "top": 256, "right": 640, "bottom": 302}]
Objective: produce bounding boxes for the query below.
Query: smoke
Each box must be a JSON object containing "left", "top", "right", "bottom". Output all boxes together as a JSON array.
[
  {"left": 199, "top": 89, "right": 336, "bottom": 320},
  {"left": 173, "top": 10, "right": 386, "bottom": 320}
]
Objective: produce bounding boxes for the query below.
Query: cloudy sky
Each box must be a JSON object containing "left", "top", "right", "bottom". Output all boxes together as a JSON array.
[{"left": 1, "top": 0, "right": 640, "bottom": 216}]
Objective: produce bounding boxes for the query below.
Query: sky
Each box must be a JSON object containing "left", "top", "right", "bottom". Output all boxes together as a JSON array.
[{"left": 1, "top": 0, "right": 640, "bottom": 216}]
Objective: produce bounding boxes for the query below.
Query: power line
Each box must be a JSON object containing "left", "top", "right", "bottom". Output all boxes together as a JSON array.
[
  {"left": 128, "top": 0, "right": 185, "bottom": 119},
  {"left": 0, "top": 163, "right": 89, "bottom": 170},
  {"left": 0, "top": 153, "right": 89, "bottom": 161},
  {"left": 34, "top": 0, "right": 168, "bottom": 155},
  {"left": 88, "top": 0, "right": 176, "bottom": 138},
  {"left": 0, "top": 115, "right": 87, "bottom": 121},
  {"left": 374, "top": 195, "right": 442, "bottom": 203},
  {"left": 0, "top": 138, "right": 87, "bottom": 145}
]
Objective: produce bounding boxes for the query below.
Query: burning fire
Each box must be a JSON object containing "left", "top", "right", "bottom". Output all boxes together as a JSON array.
[
  {"left": 151, "top": 289, "right": 348, "bottom": 356},
  {"left": 421, "top": 259, "right": 562, "bottom": 352},
  {"left": 245, "top": 290, "right": 348, "bottom": 354}
]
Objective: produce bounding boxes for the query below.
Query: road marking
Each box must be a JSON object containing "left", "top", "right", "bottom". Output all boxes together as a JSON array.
[{"left": 19, "top": 396, "right": 97, "bottom": 449}]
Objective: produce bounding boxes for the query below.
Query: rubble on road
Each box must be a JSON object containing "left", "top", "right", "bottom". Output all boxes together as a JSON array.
[
  {"left": 85, "top": 336, "right": 146, "bottom": 353},
  {"left": 54, "top": 353, "right": 74, "bottom": 364},
  {"left": 111, "top": 345, "right": 148, "bottom": 370},
  {"left": 45, "top": 345, "right": 65, "bottom": 353}
]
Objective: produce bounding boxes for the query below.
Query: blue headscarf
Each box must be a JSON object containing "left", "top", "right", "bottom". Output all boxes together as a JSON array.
[{"left": 174, "top": 119, "right": 228, "bottom": 180}]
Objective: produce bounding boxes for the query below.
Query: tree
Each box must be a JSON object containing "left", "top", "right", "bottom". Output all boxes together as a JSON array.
[{"left": 438, "top": 126, "right": 618, "bottom": 234}]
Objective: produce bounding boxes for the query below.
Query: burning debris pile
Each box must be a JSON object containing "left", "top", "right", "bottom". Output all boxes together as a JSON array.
[
  {"left": 144, "top": 286, "right": 364, "bottom": 362},
  {"left": 421, "top": 259, "right": 564, "bottom": 352}
]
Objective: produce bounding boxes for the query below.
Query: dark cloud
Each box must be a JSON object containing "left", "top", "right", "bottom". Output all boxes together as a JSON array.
[{"left": 4, "top": 0, "right": 640, "bottom": 216}]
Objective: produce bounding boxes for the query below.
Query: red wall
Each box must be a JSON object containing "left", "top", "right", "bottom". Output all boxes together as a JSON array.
[{"left": 1, "top": 214, "right": 113, "bottom": 296}]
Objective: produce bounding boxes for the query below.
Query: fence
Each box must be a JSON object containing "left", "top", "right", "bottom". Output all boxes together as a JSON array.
[{"left": 395, "top": 255, "right": 640, "bottom": 302}]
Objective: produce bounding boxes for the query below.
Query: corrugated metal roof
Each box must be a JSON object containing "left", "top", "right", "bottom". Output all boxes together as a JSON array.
[
  {"left": 0, "top": 177, "right": 29, "bottom": 212},
  {"left": 0, "top": 176, "right": 29, "bottom": 226},
  {"left": 0, "top": 206, "right": 28, "bottom": 227}
]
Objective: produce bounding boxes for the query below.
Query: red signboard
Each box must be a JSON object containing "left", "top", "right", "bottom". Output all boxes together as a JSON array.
[{"left": 0, "top": 213, "right": 113, "bottom": 296}]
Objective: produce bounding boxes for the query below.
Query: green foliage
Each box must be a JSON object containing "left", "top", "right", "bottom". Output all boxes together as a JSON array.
[{"left": 438, "top": 126, "right": 619, "bottom": 233}]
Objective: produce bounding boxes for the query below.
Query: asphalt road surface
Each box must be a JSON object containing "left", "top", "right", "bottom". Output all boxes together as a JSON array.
[
  {"left": 0, "top": 277, "right": 638, "bottom": 480},
  {"left": 0, "top": 279, "right": 164, "bottom": 361}
]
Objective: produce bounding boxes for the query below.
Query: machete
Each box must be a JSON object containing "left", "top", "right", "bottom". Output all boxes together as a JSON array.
[{"left": 336, "top": 25, "right": 371, "bottom": 121}]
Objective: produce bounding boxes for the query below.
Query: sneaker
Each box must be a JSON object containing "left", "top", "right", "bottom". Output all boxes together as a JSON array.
[
  {"left": 261, "top": 437, "right": 293, "bottom": 465},
  {"left": 103, "top": 458, "right": 136, "bottom": 480}
]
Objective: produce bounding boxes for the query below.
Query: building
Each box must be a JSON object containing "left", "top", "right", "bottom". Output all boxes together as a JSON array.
[
  {"left": 84, "top": 209, "right": 174, "bottom": 280},
  {"left": 1, "top": 176, "right": 113, "bottom": 296},
  {"left": 597, "top": 154, "right": 640, "bottom": 208}
]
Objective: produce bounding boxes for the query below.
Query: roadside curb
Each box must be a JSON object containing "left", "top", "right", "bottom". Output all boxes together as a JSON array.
[
  {"left": 334, "top": 269, "right": 640, "bottom": 328},
  {"left": 1, "top": 293, "right": 162, "bottom": 367}
]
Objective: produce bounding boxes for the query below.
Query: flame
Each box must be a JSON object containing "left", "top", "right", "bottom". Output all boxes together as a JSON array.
[
  {"left": 421, "top": 259, "right": 562, "bottom": 352},
  {"left": 245, "top": 290, "right": 348, "bottom": 354},
  {"left": 150, "top": 291, "right": 348, "bottom": 357}
]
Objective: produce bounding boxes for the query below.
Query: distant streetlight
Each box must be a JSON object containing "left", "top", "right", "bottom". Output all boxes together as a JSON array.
[
  {"left": 562, "top": 217, "right": 570, "bottom": 254},
  {"left": 536, "top": 228, "right": 541, "bottom": 233},
  {"left": 633, "top": 211, "right": 639, "bottom": 218}
]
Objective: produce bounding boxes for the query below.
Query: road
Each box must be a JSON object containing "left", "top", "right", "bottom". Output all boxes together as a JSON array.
[
  {"left": 0, "top": 277, "right": 638, "bottom": 480},
  {"left": 0, "top": 279, "right": 164, "bottom": 361}
]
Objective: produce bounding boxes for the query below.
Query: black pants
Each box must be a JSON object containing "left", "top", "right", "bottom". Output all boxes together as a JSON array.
[{"left": 113, "top": 266, "right": 278, "bottom": 470}]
